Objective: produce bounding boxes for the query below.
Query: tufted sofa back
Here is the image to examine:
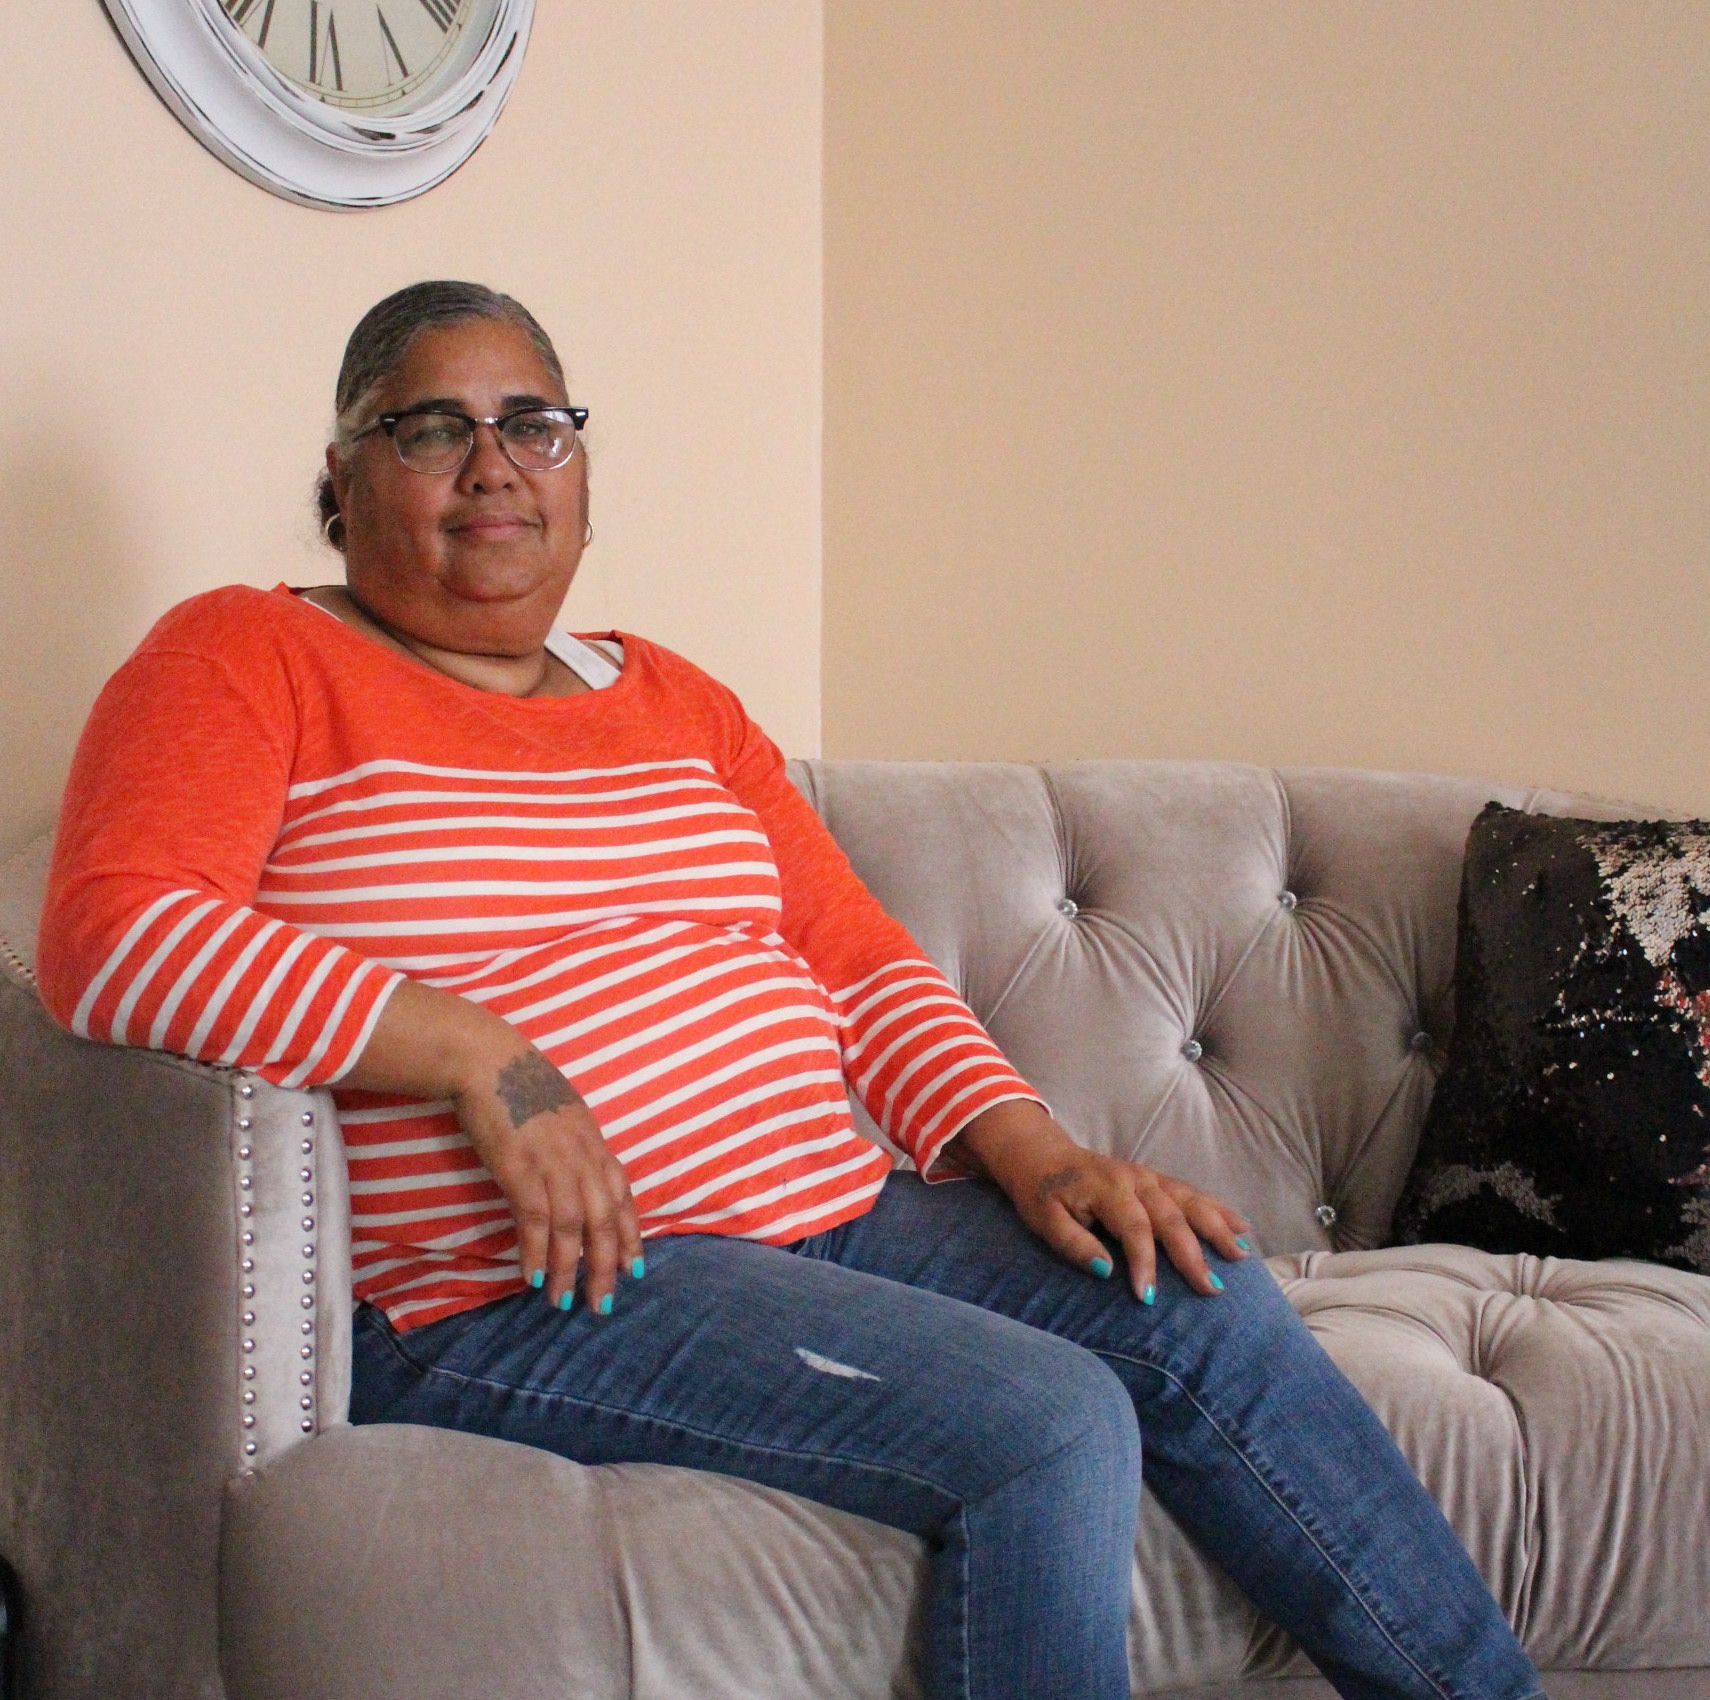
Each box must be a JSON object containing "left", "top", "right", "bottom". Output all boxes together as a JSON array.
[
  {"left": 2, "top": 760, "right": 1629, "bottom": 1261},
  {"left": 790, "top": 760, "right": 1629, "bottom": 1258}
]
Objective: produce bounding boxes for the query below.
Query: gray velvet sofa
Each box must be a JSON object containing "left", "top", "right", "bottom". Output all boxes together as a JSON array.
[{"left": 1, "top": 759, "right": 1707, "bottom": 1700}]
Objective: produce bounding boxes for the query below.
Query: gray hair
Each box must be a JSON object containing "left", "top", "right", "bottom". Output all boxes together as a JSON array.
[{"left": 317, "top": 280, "right": 568, "bottom": 548}]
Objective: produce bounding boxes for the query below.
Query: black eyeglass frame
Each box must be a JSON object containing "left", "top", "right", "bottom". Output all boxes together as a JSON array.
[{"left": 354, "top": 405, "right": 590, "bottom": 474}]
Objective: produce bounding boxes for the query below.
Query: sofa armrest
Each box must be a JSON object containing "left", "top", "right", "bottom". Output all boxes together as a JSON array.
[{"left": 0, "top": 966, "right": 351, "bottom": 1698}]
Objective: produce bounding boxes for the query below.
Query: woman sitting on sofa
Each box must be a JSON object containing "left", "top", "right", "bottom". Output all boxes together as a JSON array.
[{"left": 37, "top": 281, "right": 1545, "bottom": 1700}]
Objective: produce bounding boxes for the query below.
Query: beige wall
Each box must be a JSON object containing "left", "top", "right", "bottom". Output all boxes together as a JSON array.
[
  {"left": 0, "top": 1, "right": 822, "bottom": 858},
  {"left": 825, "top": 3, "right": 1710, "bottom": 814}
]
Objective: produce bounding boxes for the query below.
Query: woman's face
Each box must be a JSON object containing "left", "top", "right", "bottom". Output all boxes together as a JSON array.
[{"left": 328, "top": 316, "right": 587, "bottom": 654}]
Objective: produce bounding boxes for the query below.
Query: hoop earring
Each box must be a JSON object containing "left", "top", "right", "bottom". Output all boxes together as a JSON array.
[
  {"left": 583, "top": 520, "right": 595, "bottom": 547},
  {"left": 322, "top": 510, "right": 344, "bottom": 549}
]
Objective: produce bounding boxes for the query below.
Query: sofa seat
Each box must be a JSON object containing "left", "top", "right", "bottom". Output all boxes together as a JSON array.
[
  {"left": 212, "top": 1244, "right": 1710, "bottom": 1700},
  {"left": 1270, "top": 1247, "right": 1710, "bottom": 1677}
]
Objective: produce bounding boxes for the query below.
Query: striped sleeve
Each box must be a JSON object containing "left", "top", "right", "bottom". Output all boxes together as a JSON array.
[
  {"left": 705, "top": 682, "right": 1043, "bottom": 1179},
  {"left": 826, "top": 952, "right": 1043, "bottom": 1178},
  {"left": 38, "top": 646, "right": 402, "bottom": 1089}
]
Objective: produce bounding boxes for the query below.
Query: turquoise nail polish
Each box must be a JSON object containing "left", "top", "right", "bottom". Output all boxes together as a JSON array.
[
  {"left": 1142, "top": 1284, "right": 1156, "bottom": 1306},
  {"left": 557, "top": 1291, "right": 574, "bottom": 1312},
  {"left": 631, "top": 1257, "right": 647, "bottom": 1280},
  {"left": 1235, "top": 1237, "right": 1252, "bottom": 1253},
  {"left": 529, "top": 1269, "right": 545, "bottom": 1290},
  {"left": 1089, "top": 1256, "right": 1113, "bottom": 1279},
  {"left": 1208, "top": 1272, "right": 1226, "bottom": 1292},
  {"left": 599, "top": 1293, "right": 613, "bottom": 1316}
]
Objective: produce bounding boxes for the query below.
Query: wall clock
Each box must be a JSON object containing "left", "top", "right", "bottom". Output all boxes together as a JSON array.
[{"left": 99, "top": 0, "right": 536, "bottom": 208}]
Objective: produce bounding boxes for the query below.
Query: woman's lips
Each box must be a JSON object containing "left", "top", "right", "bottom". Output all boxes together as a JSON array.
[{"left": 450, "top": 513, "right": 538, "bottom": 540}]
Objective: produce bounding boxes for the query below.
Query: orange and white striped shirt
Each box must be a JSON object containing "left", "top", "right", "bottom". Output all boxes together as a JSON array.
[{"left": 39, "top": 586, "right": 1040, "bottom": 1330}]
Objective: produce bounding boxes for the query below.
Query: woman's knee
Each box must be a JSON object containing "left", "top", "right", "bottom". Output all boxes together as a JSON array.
[
  {"left": 1142, "top": 1250, "right": 1301, "bottom": 1347},
  {"left": 1046, "top": 1348, "right": 1142, "bottom": 1506},
  {"left": 1103, "top": 1251, "right": 1339, "bottom": 1423},
  {"left": 958, "top": 1329, "right": 1141, "bottom": 1508},
  {"left": 952, "top": 1337, "right": 1142, "bottom": 1607}
]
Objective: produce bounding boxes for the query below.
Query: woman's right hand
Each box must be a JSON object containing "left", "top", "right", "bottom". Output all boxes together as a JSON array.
[{"left": 340, "top": 977, "right": 644, "bottom": 1314}]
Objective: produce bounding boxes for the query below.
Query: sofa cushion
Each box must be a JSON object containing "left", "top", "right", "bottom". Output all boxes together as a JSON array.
[
  {"left": 1270, "top": 1244, "right": 1710, "bottom": 1672},
  {"left": 220, "top": 1423, "right": 931, "bottom": 1700},
  {"left": 1397, "top": 804, "right": 1710, "bottom": 1270},
  {"left": 218, "top": 1420, "right": 1275, "bottom": 1699}
]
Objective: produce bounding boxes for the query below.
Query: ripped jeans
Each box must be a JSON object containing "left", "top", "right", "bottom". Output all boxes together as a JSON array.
[{"left": 350, "top": 1172, "right": 1544, "bottom": 1700}]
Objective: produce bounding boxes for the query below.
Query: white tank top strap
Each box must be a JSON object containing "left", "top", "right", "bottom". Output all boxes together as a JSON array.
[{"left": 544, "top": 631, "right": 623, "bottom": 691}]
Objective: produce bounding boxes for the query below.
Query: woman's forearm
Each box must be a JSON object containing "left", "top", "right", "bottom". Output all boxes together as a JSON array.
[
  {"left": 339, "top": 976, "right": 643, "bottom": 1313},
  {"left": 339, "top": 975, "right": 531, "bottom": 1101},
  {"left": 942, "top": 1098, "right": 1078, "bottom": 1181}
]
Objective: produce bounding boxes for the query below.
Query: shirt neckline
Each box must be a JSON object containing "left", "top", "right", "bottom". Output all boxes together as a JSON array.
[{"left": 273, "top": 583, "right": 636, "bottom": 710}]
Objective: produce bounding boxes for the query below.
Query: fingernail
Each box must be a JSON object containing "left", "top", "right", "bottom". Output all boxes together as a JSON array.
[
  {"left": 1235, "top": 1237, "right": 1252, "bottom": 1253},
  {"left": 1208, "top": 1272, "right": 1226, "bottom": 1292},
  {"left": 1142, "top": 1284, "right": 1156, "bottom": 1306},
  {"left": 631, "top": 1257, "right": 647, "bottom": 1280},
  {"left": 529, "top": 1269, "right": 545, "bottom": 1290},
  {"left": 599, "top": 1294, "right": 613, "bottom": 1316},
  {"left": 1089, "top": 1256, "right": 1113, "bottom": 1279},
  {"left": 558, "top": 1291, "right": 574, "bottom": 1312}
]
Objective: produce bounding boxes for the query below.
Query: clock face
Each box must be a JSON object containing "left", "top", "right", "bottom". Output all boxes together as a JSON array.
[
  {"left": 222, "top": 0, "right": 497, "bottom": 116},
  {"left": 101, "top": 0, "right": 535, "bottom": 207}
]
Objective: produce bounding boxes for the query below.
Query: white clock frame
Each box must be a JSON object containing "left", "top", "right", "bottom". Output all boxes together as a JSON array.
[{"left": 99, "top": 0, "right": 536, "bottom": 209}]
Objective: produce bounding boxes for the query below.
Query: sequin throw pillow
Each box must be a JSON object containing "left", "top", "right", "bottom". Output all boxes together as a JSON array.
[{"left": 1394, "top": 802, "right": 1710, "bottom": 1272}]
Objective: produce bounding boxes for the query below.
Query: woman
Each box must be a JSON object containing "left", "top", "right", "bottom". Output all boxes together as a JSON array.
[{"left": 38, "top": 282, "right": 1544, "bottom": 1700}]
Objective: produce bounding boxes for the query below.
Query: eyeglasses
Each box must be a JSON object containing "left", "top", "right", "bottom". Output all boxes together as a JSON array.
[{"left": 354, "top": 406, "right": 589, "bottom": 475}]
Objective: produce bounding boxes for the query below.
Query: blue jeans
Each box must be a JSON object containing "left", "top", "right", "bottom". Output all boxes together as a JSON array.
[{"left": 351, "top": 1173, "right": 1543, "bottom": 1700}]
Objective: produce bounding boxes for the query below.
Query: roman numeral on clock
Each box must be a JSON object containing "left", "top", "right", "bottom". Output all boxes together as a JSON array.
[
  {"left": 324, "top": 13, "right": 343, "bottom": 90},
  {"left": 416, "top": 0, "right": 459, "bottom": 32},
  {"left": 307, "top": 2, "right": 343, "bottom": 89},
  {"left": 377, "top": 7, "right": 410, "bottom": 79},
  {"left": 224, "top": 0, "right": 276, "bottom": 48}
]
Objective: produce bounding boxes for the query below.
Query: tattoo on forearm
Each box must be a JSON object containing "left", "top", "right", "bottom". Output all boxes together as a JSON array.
[{"left": 496, "top": 1052, "right": 579, "bottom": 1130}]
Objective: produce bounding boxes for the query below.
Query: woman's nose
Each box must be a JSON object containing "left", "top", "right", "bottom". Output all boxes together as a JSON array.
[{"left": 461, "top": 422, "right": 519, "bottom": 490}]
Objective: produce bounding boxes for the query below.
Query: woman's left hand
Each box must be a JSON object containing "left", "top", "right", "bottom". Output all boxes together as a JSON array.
[{"left": 943, "top": 1099, "right": 1251, "bottom": 1300}]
